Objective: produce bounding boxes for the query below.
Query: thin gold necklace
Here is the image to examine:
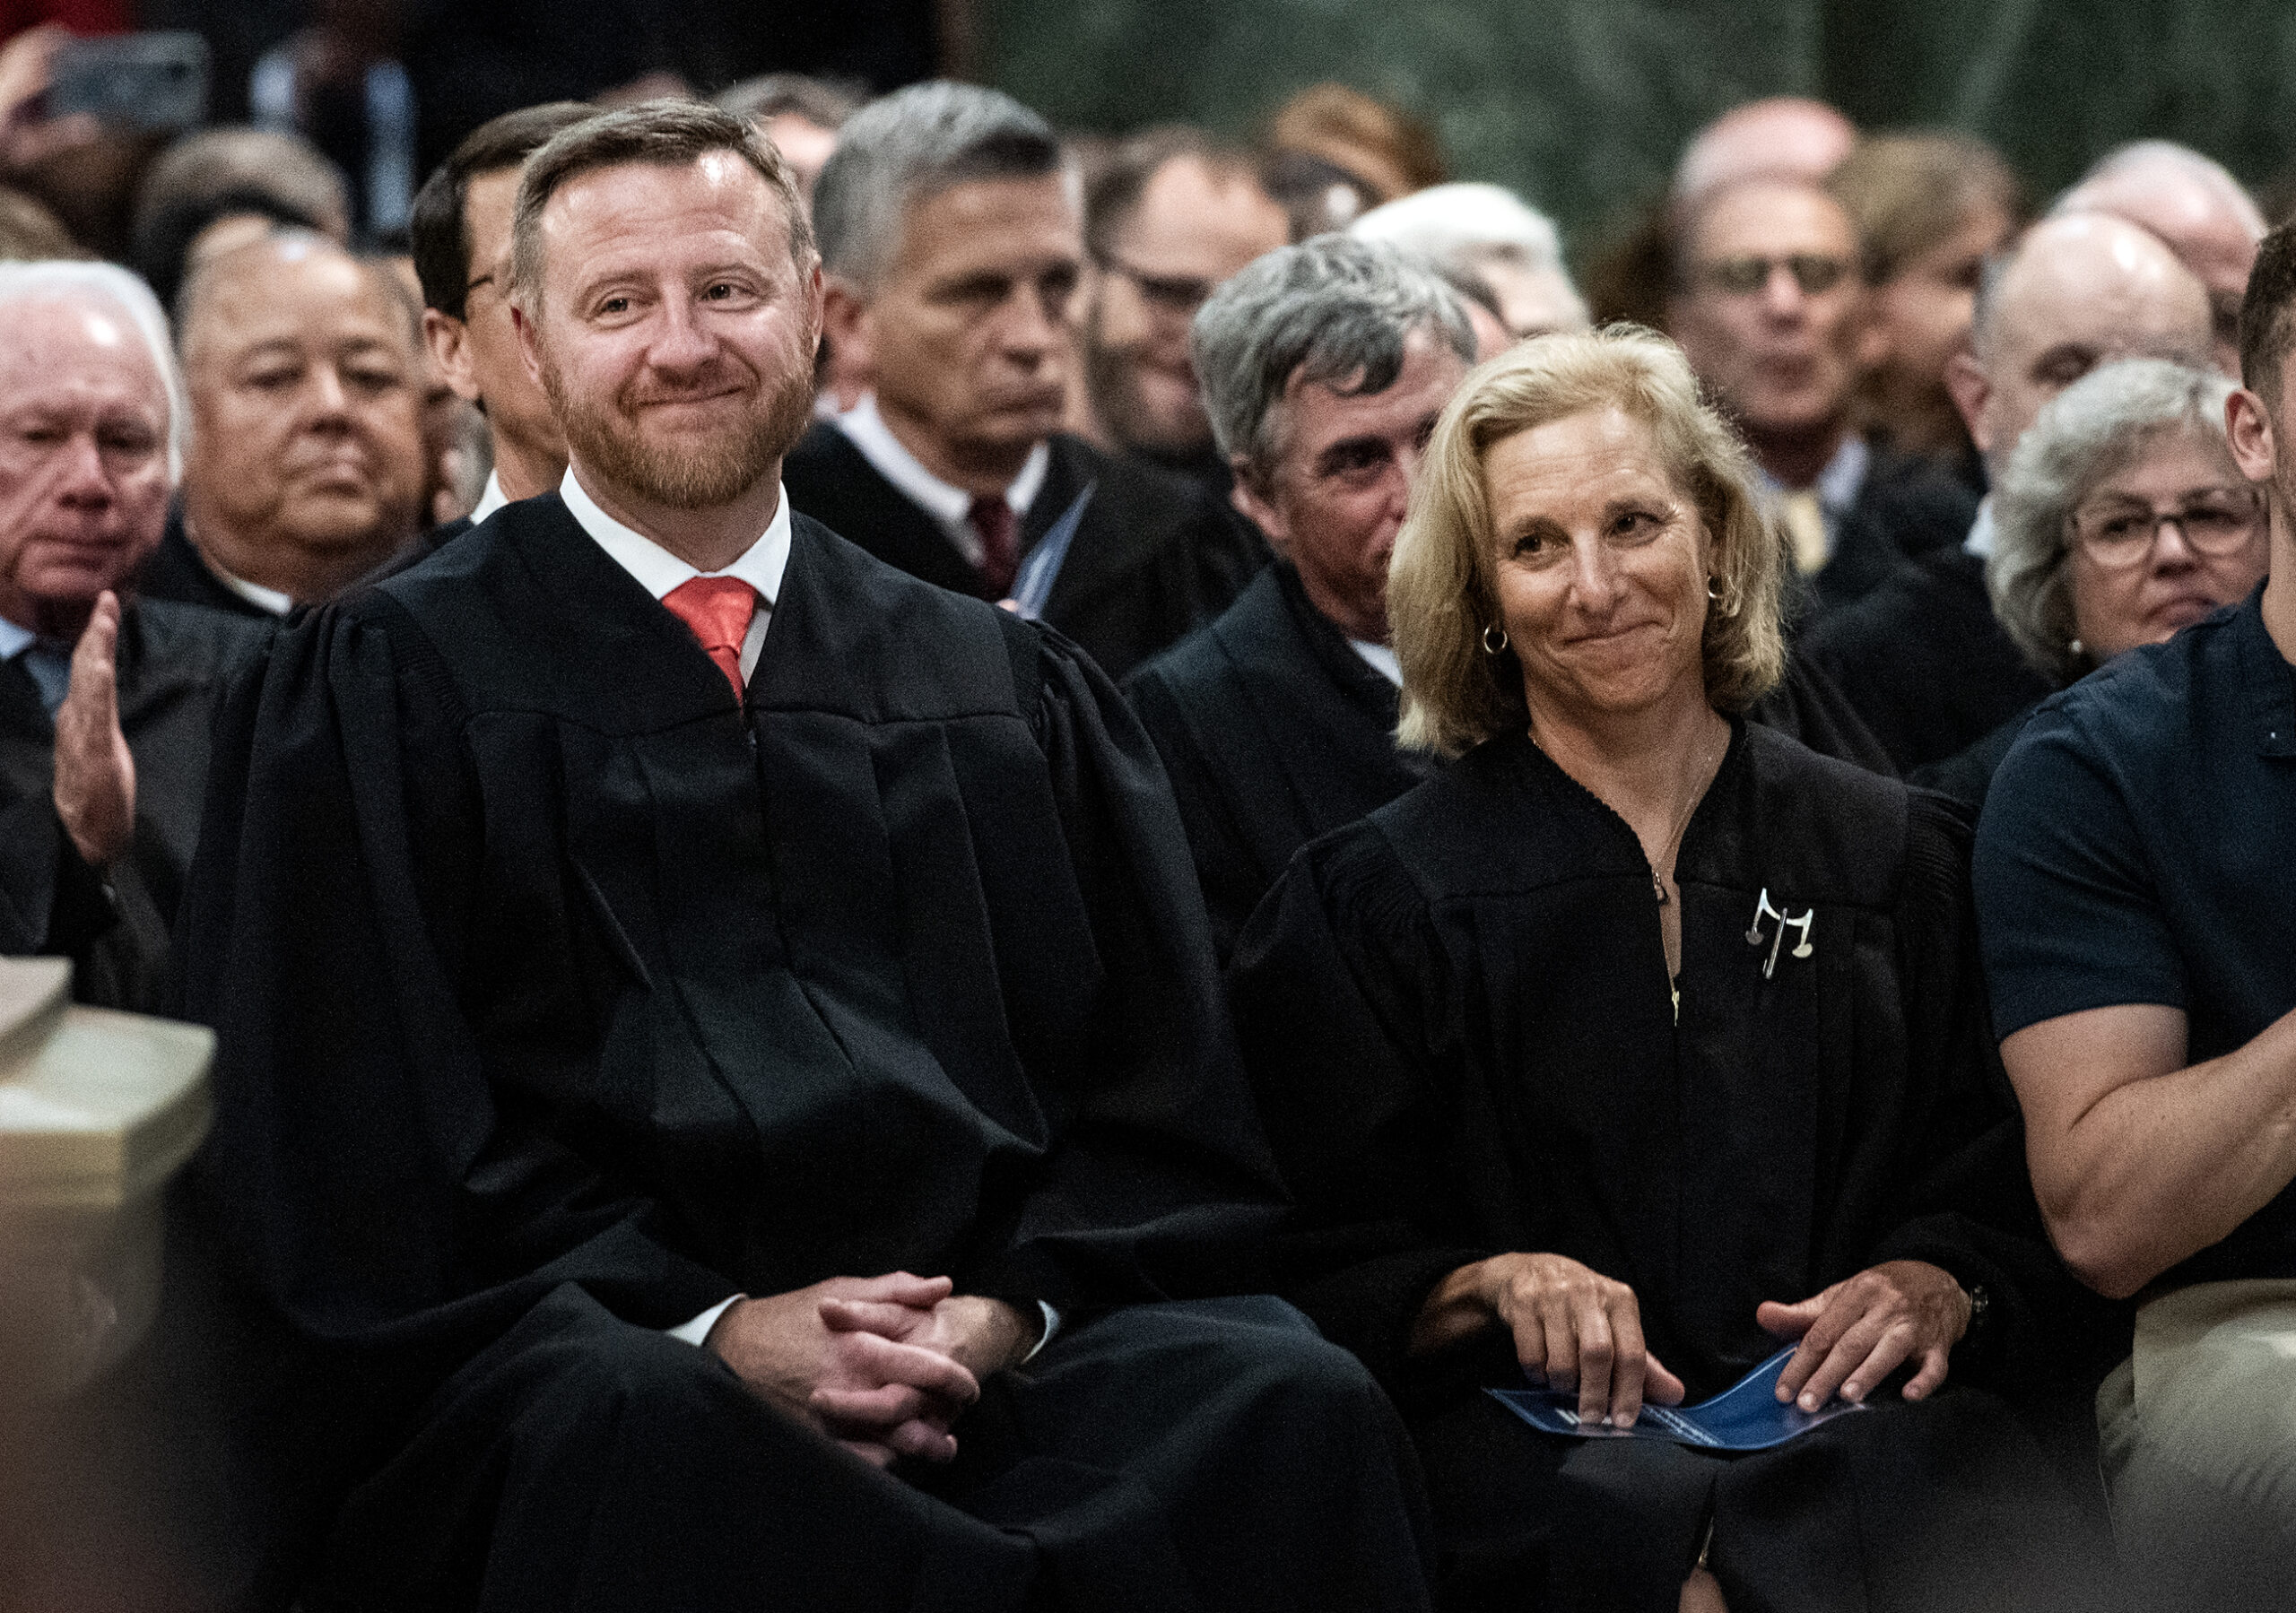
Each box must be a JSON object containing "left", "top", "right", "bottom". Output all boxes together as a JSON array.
[{"left": 1650, "top": 747, "right": 1715, "bottom": 905}]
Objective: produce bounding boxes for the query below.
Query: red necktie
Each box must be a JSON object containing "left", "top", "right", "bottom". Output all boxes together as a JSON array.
[
  {"left": 662, "top": 576, "right": 758, "bottom": 701},
  {"left": 968, "top": 495, "right": 1019, "bottom": 600}
]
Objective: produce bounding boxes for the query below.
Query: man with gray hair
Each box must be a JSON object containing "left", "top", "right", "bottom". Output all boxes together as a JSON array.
[
  {"left": 783, "top": 81, "right": 1261, "bottom": 680},
  {"left": 0, "top": 261, "right": 265, "bottom": 1009},
  {"left": 1805, "top": 210, "right": 2215, "bottom": 774},
  {"left": 1125, "top": 236, "right": 1472, "bottom": 957}
]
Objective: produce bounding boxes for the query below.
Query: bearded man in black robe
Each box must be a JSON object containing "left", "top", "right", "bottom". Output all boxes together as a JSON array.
[{"left": 177, "top": 100, "right": 1433, "bottom": 1613}]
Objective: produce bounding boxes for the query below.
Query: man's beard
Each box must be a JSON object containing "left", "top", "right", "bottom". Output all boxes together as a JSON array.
[
  {"left": 1083, "top": 313, "right": 1207, "bottom": 457},
  {"left": 542, "top": 343, "right": 816, "bottom": 512}
]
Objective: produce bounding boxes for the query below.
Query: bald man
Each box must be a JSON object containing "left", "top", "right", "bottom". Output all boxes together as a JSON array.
[
  {"left": 1673, "top": 95, "right": 1856, "bottom": 199},
  {"left": 2056, "top": 141, "right": 2266, "bottom": 376},
  {"left": 137, "top": 230, "right": 429, "bottom": 619},
  {"left": 1805, "top": 211, "right": 2215, "bottom": 778}
]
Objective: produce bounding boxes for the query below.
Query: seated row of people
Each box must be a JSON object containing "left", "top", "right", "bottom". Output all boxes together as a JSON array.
[{"left": 3, "top": 85, "right": 2290, "bottom": 1613}]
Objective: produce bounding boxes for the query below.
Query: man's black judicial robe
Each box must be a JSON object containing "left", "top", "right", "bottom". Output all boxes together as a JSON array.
[
  {"left": 0, "top": 596, "right": 265, "bottom": 1008},
  {"left": 1125, "top": 560, "right": 1431, "bottom": 960},
  {"left": 784, "top": 421, "right": 1266, "bottom": 680},
  {"left": 1801, "top": 545, "right": 2052, "bottom": 774},
  {"left": 133, "top": 509, "right": 276, "bottom": 622},
  {"left": 177, "top": 496, "right": 1431, "bottom": 1612},
  {"left": 1795, "top": 445, "right": 1981, "bottom": 623},
  {"left": 1228, "top": 722, "right": 2121, "bottom": 1613}
]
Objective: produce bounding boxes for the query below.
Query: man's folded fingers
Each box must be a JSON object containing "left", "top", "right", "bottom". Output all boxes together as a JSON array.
[{"left": 839, "top": 1331, "right": 981, "bottom": 1402}]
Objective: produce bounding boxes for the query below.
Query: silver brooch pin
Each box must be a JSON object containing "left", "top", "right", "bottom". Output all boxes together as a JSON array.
[{"left": 1744, "top": 888, "right": 1815, "bottom": 979}]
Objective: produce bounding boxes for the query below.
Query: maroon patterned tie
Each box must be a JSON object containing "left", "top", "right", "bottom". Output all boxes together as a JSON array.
[{"left": 968, "top": 494, "right": 1019, "bottom": 600}]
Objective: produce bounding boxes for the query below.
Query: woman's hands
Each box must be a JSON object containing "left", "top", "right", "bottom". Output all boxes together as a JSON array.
[
  {"left": 1413, "top": 1253, "right": 1685, "bottom": 1428},
  {"left": 1759, "top": 1259, "right": 1971, "bottom": 1411}
]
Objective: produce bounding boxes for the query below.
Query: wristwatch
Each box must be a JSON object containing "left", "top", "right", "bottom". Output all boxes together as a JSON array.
[{"left": 1961, "top": 1281, "right": 1991, "bottom": 1349}]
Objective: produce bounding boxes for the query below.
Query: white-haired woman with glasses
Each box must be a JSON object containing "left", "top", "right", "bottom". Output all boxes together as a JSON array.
[
  {"left": 1918, "top": 359, "right": 2269, "bottom": 807},
  {"left": 1230, "top": 326, "right": 2118, "bottom": 1613}
]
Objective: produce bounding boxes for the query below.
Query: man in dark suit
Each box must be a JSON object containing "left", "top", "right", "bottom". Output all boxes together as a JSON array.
[
  {"left": 408, "top": 100, "right": 594, "bottom": 552},
  {"left": 1665, "top": 173, "right": 1974, "bottom": 618},
  {"left": 1126, "top": 238, "right": 1469, "bottom": 958},
  {"left": 178, "top": 100, "right": 1433, "bottom": 1612},
  {"left": 136, "top": 229, "right": 429, "bottom": 620},
  {"left": 0, "top": 262, "right": 264, "bottom": 1010},
  {"left": 786, "top": 82, "right": 1263, "bottom": 681}
]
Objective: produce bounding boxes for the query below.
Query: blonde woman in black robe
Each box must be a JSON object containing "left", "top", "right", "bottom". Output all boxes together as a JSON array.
[{"left": 1230, "top": 325, "right": 2123, "bottom": 1613}]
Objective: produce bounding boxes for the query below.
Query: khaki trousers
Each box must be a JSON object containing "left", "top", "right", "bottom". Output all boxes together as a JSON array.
[{"left": 2098, "top": 1279, "right": 2296, "bottom": 1608}]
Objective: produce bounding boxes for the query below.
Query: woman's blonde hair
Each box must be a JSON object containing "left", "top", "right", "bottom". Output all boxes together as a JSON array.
[{"left": 1390, "top": 325, "right": 1785, "bottom": 756}]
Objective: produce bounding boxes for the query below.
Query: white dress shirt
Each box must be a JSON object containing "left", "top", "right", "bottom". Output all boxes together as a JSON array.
[
  {"left": 467, "top": 470, "right": 510, "bottom": 526},
  {"left": 1755, "top": 435, "right": 1871, "bottom": 563},
  {"left": 833, "top": 394, "right": 1048, "bottom": 567},
  {"left": 1351, "top": 639, "right": 1403, "bottom": 686},
  {"left": 559, "top": 467, "right": 790, "bottom": 684}
]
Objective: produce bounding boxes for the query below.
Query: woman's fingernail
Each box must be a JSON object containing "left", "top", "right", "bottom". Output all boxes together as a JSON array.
[
  {"left": 1612, "top": 1410, "right": 1634, "bottom": 1428},
  {"left": 1799, "top": 1392, "right": 1819, "bottom": 1411}
]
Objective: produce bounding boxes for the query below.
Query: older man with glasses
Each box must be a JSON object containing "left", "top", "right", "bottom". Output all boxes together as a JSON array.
[{"left": 1665, "top": 173, "right": 1977, "bottom": 619}]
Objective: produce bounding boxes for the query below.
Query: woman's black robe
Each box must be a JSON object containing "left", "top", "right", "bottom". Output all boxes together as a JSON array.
[{"left": 1230, "top": 721, "right": 2122, "bottom": 1613}]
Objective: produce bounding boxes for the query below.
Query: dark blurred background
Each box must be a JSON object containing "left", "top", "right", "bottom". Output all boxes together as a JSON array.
[{"left": 988, "top": 0, "right": 2296, "bottom": 250}]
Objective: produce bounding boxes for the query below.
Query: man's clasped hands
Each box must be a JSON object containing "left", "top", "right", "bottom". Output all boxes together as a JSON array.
[{"left": 705, "top": 1273, "right": 1039, "bottom": 1467}]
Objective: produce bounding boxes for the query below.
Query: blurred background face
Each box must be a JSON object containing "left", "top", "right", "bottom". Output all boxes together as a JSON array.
[
  {"left": 761, "top": 111, "right": 839, "bottom": 207},
  {"left": 1085, "top": 154, "right": 1288, "bottom": 455},
  {"left": 840, "top": 173, "right": 1082, "bottom": 474},
  {"left": 1485, "top": 406, "right": 1713, "bottom": 724},
  {"left": 2065, "top": 426, "right": 2266, "bottom": 665},
  {"left": 1233, "top": 323, "right": 1465, "bottom": 643},
  {"left": 1964, "top": 220, "right": 2215, "bottom": 476},
  {"left": 525, "top": 153, "right": 820, "bottom": 513},
  {"left": 1869, "top": 198, "right": 2013, "bottom": 427},
  {"left": 1667, "top": 180, "right": 1866, "bottom": 445},
  {"left": 181, "top": 240, "right": 425, "bottom": 585},
  {"left": 0, "top": 294, "right": 170, "bottom": 635}
]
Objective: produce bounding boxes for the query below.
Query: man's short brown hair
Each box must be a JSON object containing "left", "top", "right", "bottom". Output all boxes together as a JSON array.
[
  {"left": 411, "top": 101, "right": 595, "bottom": 320},
  {"left": 2239, "top": 221, "right": 2296, "bottom": 403},
  {"left": 509, "top": 100, "right": 815, "bottom": 310}
]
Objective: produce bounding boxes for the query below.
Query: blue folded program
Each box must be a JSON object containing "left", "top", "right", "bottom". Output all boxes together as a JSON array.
[{"left": 1487, "top": 1347, "right": 1870, "bottom": 1452}]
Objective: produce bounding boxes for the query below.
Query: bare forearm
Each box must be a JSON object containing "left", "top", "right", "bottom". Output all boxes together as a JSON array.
[{"left": 2036, "top": 1011, "right": 2296, "bottom": 1296}]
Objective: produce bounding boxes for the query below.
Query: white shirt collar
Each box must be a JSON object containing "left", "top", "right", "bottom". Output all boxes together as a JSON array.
[
  {"left": 1962, "top": 496, "right": 1996, "bottom": 559},
  {"left": 0, "top": 614, "right": 33, "bottom": 659},
  {"left": 559, "top": 467, "right": 792, "bottom": 682},
  {"left": 1351, "top": 638, "right": 1402, "bottom": 686},
  {"left": 468, "top": 469, "right": 509, "bottom": 525},
  {"left": 208, "top": 555, "right": 294, "bottom": 617},
  {"left": 833, "top": 393, "right": 1049, "bottom": 563},
  {"left": 1754, "top": 435, "right": 1870, "bottom": 525}
]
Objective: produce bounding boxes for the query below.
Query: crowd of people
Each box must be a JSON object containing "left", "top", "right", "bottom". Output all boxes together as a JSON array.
[{"left": 1, "top": 34, "right": 2293, "bottom": 1613}]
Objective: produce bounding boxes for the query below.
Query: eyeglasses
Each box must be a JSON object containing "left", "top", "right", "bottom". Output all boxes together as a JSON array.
[
  {"left": 1094, "top": 252, "right": 1215, "bottom": 319},
  {"left": 2066, "top": 487, "right": 2263, "bottom": 568},
  {"left": 1693, "top": 254, "right": 1851, "bottom": 297}
]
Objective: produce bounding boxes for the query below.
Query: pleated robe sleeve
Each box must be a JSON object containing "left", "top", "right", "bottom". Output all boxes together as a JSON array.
[
  {"left": 1227, "top": 824, "right": 1492, "bottom": 1389},
  {"left": 971, "top": 622, "right": 1289, "bottom": 1308},
  {"left": 178, "top": 601, "right": 737, "bottom": 1383}
]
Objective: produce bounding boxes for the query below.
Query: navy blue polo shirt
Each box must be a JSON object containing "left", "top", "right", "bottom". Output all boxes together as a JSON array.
[{"left": 1975, "top": 585, "right": 2296, "bottom": 1288}]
